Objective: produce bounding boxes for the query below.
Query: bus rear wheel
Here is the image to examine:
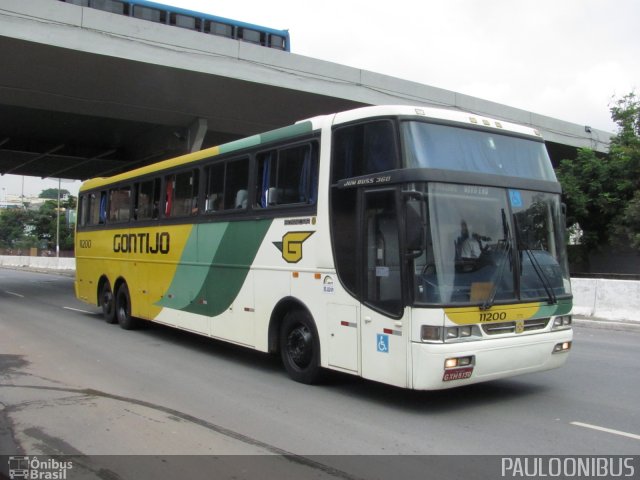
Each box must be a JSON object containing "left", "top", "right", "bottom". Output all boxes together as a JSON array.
[
  {"left": 100, "top": 281, "right": 117, "bottom": 324},
  {"left": 115, "top": 283, "right": 139, "bottom": 330},
  {"left": 279, "top": 311, "right": 322, "bottom": 384}
]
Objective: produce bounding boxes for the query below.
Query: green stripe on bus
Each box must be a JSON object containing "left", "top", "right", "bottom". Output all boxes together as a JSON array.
[
  {"left": 218, "top": 135, "right": 261, "bottom": 155},
  {"left": 217, "top": 122, "right": 313, "bottom": 156},
  {"left": 156, "top": 219, "right": 272, "bottom": 316},
  {"left": 536, "top": 298, "right": 573, "bottom": 317},
  {"left": 259, "top": 121, "right": 313, "bottom": 144}
]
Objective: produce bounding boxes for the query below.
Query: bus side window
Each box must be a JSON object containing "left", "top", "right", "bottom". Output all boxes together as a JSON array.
[
  {"left": 256, "top": 144, "right": 317, "bottom": 208},
  {"left": 332, "top": 121, "right": 398, "bottom": 182},
  {"left": 78, "top": 194, "right": 87, "bottom": 227},
  {"left": 205, "top": 163, "right": 225, "bottom": 213},
  {"left": 99, "top": 191, "right": 107, "bottom": 224},
  {"left": 205, "top": 158, "right": 249, "bottom": 212},
  {"left": 83, "top": 191, "right": 107, "bottom": 226},
  {"left": 165, "top": 170, "right": 199, "bottom": 217},
  {"left": 164, "top": 175, "right": 174, "bottom": 217},
  {"left": 135, "top": 178, "right": 160, "bottom": 220},
  {"left": 108, "top": 186, "right": 132, "bottom": 223},
  {"left": 87, "top": 193, "right": 98, "bottom": 225},
  {"left": 226, "top": 158, "right": 249, "bottom": 210}
]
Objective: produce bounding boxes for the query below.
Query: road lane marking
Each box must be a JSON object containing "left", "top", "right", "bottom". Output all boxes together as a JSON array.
[
  {"left": 571, "top": 422, "right": 640, "bottom": 441},
  {"left": 63, "top": 306, "right": 101, "bottom": 315},
  {"left": 4, "top": 290, "right": 24, "bottom": 298}
]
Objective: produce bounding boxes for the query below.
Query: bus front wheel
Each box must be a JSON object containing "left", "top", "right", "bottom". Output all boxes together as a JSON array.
[
  {"left": 279, "top": 311, "right": 322, "bottom": 385},
  {"left": 100, "top": 281, "right": 117, "bottom": 324},
  {"left": 115, "top": 283, "right": 139, "bottom": 330}
]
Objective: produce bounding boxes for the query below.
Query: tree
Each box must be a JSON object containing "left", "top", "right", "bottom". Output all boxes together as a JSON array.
[
  {"left": 32, "top": 199, "right": 75, "bottom": 251},
  {"left": 0, "top": 208, "right": 37, "bottom": 250},
  {"left": 557, "top": 92, "right": 640, "bottom": 250},
  {"left": 39, "top": 188, "right": 71, "bottom": 200},
  {"left": 609, "top": 92, "right": 640, "bottom": 249}
]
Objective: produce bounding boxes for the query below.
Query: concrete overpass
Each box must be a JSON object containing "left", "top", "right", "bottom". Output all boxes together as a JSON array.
[{"left": 0, "top": 0, "right": 612, "bottom": 181}]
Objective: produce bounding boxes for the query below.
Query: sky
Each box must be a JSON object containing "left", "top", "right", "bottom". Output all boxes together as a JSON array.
[{"left": 2, "top": 0, "right": 638, "bottom": 199}]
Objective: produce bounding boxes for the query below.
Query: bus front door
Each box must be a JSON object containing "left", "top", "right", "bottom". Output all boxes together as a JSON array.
[{"left": 360, "top": 189, "right": 408, "bottom": 388}]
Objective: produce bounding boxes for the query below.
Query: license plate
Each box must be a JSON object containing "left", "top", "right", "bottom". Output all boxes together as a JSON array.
[{"left": 443, "top": 367, "right": 474, "bottom": 381}]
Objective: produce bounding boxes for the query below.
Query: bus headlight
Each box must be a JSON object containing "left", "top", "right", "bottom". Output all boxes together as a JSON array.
[
  {"left": 421, "top": 326, "right": 442, "bottom": 342},
  {"left": 552, "top": 315, "right": 572, "bottom": 329},
  {"left": 444, "top": 325, "right": 480, "bottom": 342},
  {"left": 446, "top": 328, "right": 459, "bottom": 340},
  {"left": 421, "top": 325, "right": 481, "bottom": 343}
]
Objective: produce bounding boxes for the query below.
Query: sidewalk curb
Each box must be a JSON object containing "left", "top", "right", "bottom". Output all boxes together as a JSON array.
[
  {"left": 0, "top": 265, "right": 75, "bottom": 277},
  {"left": 573, "top": 317, "right": 640, "bottom": 333}
]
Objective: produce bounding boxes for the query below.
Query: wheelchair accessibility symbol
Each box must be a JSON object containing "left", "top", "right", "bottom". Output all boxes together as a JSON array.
[{"left": 377, "top": 334, "right": 389, "bottom": 353}]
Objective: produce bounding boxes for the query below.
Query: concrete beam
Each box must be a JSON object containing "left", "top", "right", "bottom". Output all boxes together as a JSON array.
[{"left": 188, "top": 118, "right": 208, "bottom": 153}]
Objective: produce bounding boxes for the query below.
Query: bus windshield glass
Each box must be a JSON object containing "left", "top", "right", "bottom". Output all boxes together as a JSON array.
[
  {"left": 402, "top": 121, "right": 557, "bottom": 181},
  {"left": 414, "top": 183, "right": 571, "bottom": 306}
]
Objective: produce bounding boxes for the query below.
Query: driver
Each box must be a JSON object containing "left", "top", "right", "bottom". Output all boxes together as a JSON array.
[{"left": 457, "top": 221, "right": 484, "bottom": 259}]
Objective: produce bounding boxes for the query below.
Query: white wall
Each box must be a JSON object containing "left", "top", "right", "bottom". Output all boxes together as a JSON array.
[
  {"left": 571, "top": 278, "right": 640, "bottom": 322},
  {"left": 0, "top": 255, "right": 75, "bottom": 271}
]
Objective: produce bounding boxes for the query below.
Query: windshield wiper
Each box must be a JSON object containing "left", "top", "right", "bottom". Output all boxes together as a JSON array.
[
  {"left": 512, "top": 215, "right": 557, "bottom": 305},
  {"left": 480, "top": 209, "right": 511, "bottom": 311}
]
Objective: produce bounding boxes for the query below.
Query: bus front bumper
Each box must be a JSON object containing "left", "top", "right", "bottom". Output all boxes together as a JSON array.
[{"left": 411, "top": 329, "right": 573, "bottom": 390}]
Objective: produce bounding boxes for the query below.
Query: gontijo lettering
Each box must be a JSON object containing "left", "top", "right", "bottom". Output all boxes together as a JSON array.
[{"left": 113, "top": 232, "right": 170, "bottom": 254}]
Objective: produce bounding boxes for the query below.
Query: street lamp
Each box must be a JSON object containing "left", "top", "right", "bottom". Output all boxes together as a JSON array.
[
  {"left": 56, "top": 178, "right": 60, "bottom": 258},
  {"left": 51, "top": 177, "right": 75, "bottom": 258}
]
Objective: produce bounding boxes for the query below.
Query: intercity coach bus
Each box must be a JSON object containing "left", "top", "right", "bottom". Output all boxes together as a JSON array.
[{"left": 75, "top": 105, "right": 573, "bottom": 390}]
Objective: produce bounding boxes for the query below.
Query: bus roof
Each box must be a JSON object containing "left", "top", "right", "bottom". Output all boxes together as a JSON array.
[
  {"left": 80, "top": 105, "right": 542, "bottom": 192},
  {"left": 331, "top": 105, "right": 543, "bottom": 139}
]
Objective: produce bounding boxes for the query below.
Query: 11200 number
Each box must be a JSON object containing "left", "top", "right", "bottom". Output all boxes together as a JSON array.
[{"left": 479, "top": 311, "right": 507, "bottom": 322}]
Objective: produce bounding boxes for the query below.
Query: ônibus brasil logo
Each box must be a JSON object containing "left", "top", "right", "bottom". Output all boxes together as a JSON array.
[{"left": 8, "top": 456, "right": 73, "bottom": 479}]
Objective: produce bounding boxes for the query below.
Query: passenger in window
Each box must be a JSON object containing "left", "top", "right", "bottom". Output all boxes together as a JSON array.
[
  {"left": 235, "top": 190, "right": 248, "bottom": 209},
  {"left": 211, "top": 197, "right": 222, "bottom": 211}
]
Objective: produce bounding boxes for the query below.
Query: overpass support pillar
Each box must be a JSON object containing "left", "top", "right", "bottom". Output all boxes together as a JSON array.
[{"left": 188, "top": 118, "right": 208, "bottom": 153}]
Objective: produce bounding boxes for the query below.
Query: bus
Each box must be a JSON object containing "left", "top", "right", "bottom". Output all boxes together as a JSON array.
[
  {"left": 75, "top": 105, "right": 573, "bottom": 390},
  {"left": 58, "top": 0, "right": 291, "bottom": 51}
]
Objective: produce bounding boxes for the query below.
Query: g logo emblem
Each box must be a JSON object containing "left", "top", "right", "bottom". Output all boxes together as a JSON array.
[{"left": 274, "top": 231, "right": 314, "bottom": 263}]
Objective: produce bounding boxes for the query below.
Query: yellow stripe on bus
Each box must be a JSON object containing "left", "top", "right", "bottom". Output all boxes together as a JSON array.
[{"left": 445, "top": 302, "right": 542, "bottom": 325}]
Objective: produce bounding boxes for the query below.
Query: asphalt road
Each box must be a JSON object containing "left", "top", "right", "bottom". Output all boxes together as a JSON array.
[{"left": 0, "top": 268, "right": 638, "bottom": 480}]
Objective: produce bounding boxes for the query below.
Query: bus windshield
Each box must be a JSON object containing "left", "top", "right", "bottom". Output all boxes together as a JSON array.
[
  {"left": 413, "top": 182, "right": 571, "bottom": 306},
  {"left": 402, "top": 121, "right": 557, "bottom": 182}
]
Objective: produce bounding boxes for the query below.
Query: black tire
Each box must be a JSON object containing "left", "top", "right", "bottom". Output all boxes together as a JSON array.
[
  {"left": 100, "top": 281, "right": 117, "bottom": 324},
  {"left": 279, "top": 310, "right": 322, "bottom": 384},
  {"left": 115, "top": 283, "right": 139, "bottom": 330}
]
